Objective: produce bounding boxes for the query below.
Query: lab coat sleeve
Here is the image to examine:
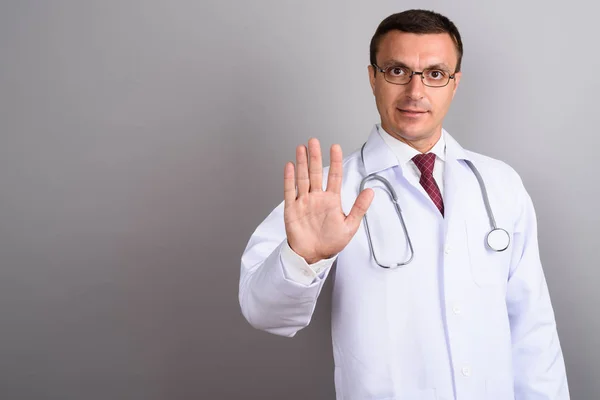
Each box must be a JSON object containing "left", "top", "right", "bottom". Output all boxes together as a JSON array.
[
  {"left": 239, "top": 200, "right": 336, "bottom": 337},
  {"left": 506, "top": 178, "right": 570, "bottom": 399}
]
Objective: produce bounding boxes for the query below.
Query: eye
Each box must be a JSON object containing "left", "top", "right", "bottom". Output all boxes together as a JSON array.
[
  {"left": 425, "top": 69, "right": 448, "bottom": 80},
  {"left": 388, "top": 66, "right": 408, "bottom": 77}
]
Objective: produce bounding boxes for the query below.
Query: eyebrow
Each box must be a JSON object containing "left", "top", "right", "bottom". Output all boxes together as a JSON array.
[{"left": 379, "top": 59, "right": 452, "bottom": 72}]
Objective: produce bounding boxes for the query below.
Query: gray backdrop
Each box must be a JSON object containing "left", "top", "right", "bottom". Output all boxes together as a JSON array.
[{"left": 0, "top": 1, "right": 596, "bottom": 399}]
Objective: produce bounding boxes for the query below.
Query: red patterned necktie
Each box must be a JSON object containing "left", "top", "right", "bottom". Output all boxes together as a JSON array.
[{"left": 412, "top": 153, "right": 444, "bottom": 216}]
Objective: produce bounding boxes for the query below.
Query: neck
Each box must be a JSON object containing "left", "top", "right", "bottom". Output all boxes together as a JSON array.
[{"left": 382, "top": 125, "right": 442, "bottom": 153}]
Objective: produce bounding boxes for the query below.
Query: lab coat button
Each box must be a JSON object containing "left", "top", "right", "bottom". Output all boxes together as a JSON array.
[
  {"left": 444, "top": 244, "right": 452, "bottom": 254},
  {"left": 461, "top": 366, "right": 471, "bottom": 377},
  {"left": 452, "top": 305, "right": 461, "bottom": 315}
]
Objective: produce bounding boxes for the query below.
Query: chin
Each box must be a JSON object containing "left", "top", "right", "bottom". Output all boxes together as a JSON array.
[{"left": 389, "top": 123, "right": 429, "bottom": 141}]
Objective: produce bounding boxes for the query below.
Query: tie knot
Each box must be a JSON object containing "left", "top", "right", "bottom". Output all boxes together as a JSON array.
[{"left": 412, "top": 153, "right": 436, "bottom": 176}]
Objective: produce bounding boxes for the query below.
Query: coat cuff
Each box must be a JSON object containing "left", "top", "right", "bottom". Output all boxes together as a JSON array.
[{"left": 280, "top": 241, "right": 337, "bottom": 286}]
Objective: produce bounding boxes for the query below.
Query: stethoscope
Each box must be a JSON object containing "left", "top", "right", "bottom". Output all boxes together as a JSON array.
[{"left": 359, "top": 143, "right": 510, "bottom": 269}]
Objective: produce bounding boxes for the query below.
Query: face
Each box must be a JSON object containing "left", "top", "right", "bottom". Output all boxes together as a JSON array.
[{"left": 369, "top": 31, "right": 462, "bottom": 150}]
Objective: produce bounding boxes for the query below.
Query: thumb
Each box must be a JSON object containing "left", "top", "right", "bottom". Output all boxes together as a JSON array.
[{"left": 345, "top": 188, "right": 374, "bottom": 233}]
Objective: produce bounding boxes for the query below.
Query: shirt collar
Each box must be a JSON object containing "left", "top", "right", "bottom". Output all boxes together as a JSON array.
[
  {"left": 361, "top": 124, "right": 470, "bottom": 176},
  {"left": 377, "top": 123, "right": 447, "bottom": 165}
]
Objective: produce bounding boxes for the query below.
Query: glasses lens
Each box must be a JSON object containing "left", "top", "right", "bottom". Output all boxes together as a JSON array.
[
  {"left": 384, "top": 66, "right": 411, "bottom": 84},
  {"left": 423, "top": 69, "right": 450, "bottom": 87}
]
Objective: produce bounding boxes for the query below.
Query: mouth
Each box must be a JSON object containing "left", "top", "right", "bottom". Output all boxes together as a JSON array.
[{"left": 397, "top": 108, "right": 428, "bottom": 117}]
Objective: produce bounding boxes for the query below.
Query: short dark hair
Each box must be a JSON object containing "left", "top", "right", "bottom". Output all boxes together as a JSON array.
[{"left": 370, "top": 9, "right": 464, "bottom": 72}]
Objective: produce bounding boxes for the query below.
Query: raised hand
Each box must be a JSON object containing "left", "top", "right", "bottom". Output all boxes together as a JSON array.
[{"left": 283, "top": 138, "right": 374, "bottom": 264}]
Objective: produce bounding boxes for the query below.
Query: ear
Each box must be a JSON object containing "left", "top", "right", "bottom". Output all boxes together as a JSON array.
[
  {"left": 451, "top": 71, "right": 462, "bottom": 98},
  {"left": 368, "top": 65, "right": 376, "bottom": 94}
]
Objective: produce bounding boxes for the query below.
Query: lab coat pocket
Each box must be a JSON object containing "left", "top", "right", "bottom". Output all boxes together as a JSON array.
[
  {"left": 485, "top": 378, "right": 514, "bottom": 399},
  {"left": 380, "top": 388, "right": 437, "bottom": 400},
  {"left": 465, "top": 219, "right": 512, "bottom": 287}
]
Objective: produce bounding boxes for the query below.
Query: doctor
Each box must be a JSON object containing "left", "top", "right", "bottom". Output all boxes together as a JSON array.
[{"left": 239, "top": 9, "right": 569, "bottom": 400}]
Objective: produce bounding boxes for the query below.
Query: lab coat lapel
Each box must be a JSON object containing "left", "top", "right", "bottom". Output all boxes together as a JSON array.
[
  {"left": 442, "top": 130, "right": 472, "bottom": 234},
  {"left": 362, "top": 125, "right": 431, "bottom": 204},
  {"left": 361, "top": 126, "right": 400, "bottom": 175}
]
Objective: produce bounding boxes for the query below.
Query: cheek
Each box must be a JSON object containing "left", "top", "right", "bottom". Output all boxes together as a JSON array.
[
  {"left": 431, "top": 92, "right": 454, "bottom": 115},
  {"left": 376, "top": 86, "right": 402, "bottom": 110}
]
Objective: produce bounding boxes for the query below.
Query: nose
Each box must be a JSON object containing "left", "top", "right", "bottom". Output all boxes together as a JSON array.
[{"left": 405, "top": 74, "right": 425, "bottom": 100}]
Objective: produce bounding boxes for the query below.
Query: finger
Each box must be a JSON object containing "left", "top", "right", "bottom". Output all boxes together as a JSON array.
[
  {"left": 345, "top": 188, "right": 375, "bottom": 233},
  {"left": 326, "top": 144, "right": 343, "bottom": 194},
  {"left": 308, "top": 138, "right": 323, "bottom": 192},
  {"left": 283, "top": 162, "right": 296, "bottom": 205},
  {"left": 296, "top": 145, "right": 309, "bottom": 195}
]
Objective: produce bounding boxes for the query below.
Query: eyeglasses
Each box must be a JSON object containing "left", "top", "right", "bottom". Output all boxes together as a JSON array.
[{"left": 372, "top": 64, "right": 456, "bottom": 88}]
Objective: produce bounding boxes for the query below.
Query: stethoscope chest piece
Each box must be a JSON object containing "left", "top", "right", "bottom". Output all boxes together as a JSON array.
[
  {"left": 486, "top": 228, "right": 510, "bottom": 252},
  {"left": 359, "top": 142, "right": 511, "bottom": 267}
]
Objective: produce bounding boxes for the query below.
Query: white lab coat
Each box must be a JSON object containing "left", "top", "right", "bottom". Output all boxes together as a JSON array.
[{"left": 239, "top": 125, "right": 569, "bottom": 400}]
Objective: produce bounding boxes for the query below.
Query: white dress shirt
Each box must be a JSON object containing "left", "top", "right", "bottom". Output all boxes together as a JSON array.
[
  {"left": 281, "top": 124, "right": 446, "bottom": 285},
  {"left": 378, "top": 124, "right": 446, "bottom": 197}
]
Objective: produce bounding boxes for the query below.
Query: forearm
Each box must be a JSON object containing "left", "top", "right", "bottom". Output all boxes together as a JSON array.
[
  {"left": 507, "top": 185, "right": 570, "bottom": 398},
  {"left": 508, "top": 267, "right": 569, "bottom": 399},
  {"left": 239, "top": 239, "right": 332, "bottom": 337}
]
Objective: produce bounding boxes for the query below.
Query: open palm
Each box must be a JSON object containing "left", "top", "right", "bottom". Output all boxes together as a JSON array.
[{"left": 284, "top": 138, "right": 374, "bottom": 264}]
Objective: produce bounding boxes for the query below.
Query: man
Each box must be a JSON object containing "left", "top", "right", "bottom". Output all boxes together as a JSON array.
[{"left": 239, "top": 9, "right": 569, "bottom": 399}]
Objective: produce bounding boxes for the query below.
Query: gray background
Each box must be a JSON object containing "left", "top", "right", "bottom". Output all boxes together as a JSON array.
[{"left": 0, "top": 0, "right": 596, "bottom": 399}]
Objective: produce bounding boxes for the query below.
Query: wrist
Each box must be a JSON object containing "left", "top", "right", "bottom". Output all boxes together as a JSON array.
[
  {"left": 287, "top": 241, "right": 325, "bottom": 265},
  {"left": 304, "top": 255, "right": 324, "bottom": 264}
]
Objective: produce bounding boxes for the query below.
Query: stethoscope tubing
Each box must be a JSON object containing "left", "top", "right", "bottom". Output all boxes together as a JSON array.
[{"left": 359, "top": 142, "right": 509, "bottom": 269}]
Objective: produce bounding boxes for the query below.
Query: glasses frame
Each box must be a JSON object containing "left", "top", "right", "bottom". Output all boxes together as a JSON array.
[{"left": 372, "top": 63, "right": 456, "bottom": 88}]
